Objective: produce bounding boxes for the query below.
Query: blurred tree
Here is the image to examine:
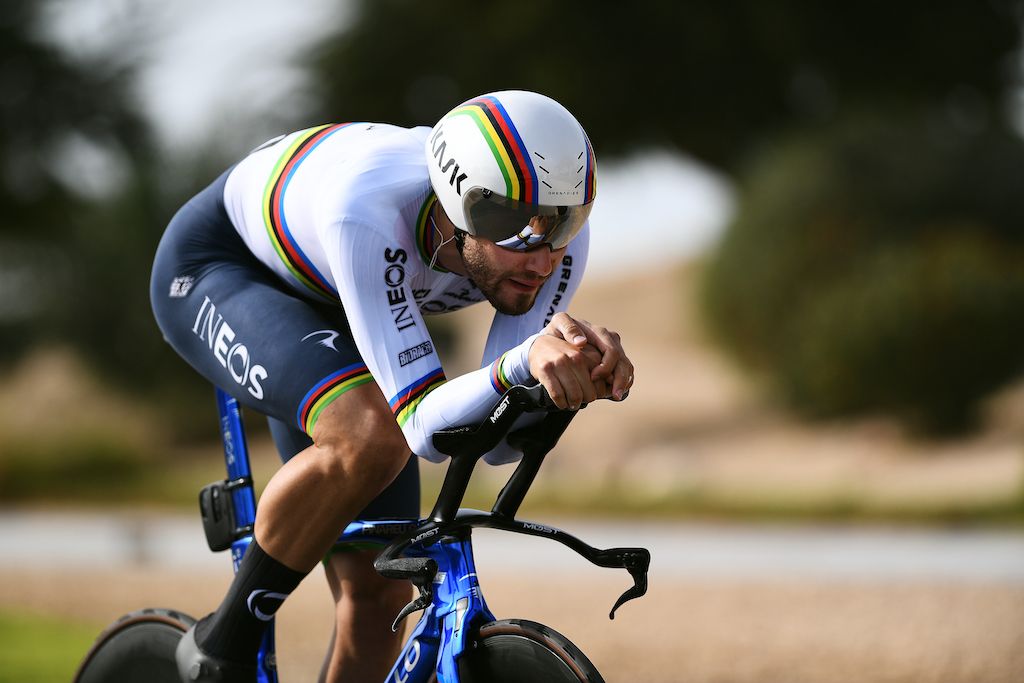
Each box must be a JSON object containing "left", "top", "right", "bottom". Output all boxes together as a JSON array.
[
  {"left": 0, "top": 0, "right": 216, "bottom": 431},
  {"left": 303, "top": 0, "right": 1024, "bottom": 433},
  {"left": 0, "top": 0, "right": 149, "bottom": 359},
  {"left": 702, "top": 116, "right": 1024, "bottom": 432},
  {"left": 304, "top": 0, "right": 1022, "bottom": 168}
]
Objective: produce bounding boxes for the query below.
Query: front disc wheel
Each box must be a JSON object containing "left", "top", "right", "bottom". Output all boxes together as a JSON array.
[{"left": 457, "top": 618, "right": 604, "bottom": 682}]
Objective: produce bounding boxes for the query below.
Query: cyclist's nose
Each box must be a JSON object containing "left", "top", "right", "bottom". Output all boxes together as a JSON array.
[{"left": 522, "top": 246, "right": 557, "bottom": 277}]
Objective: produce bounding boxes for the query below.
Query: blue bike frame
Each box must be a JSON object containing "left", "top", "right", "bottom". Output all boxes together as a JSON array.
[
  {"left": 214, "top": 388, "right": 494, "bottom": 683},
  {"left": 214, "top": 390, "right": 279, "bottom": 682},
  {"left": 350, "top": 521, "right": 497, "bottom": 683},
  {"left": 213, "top": 386, "right": 649, "bottom": 683}
]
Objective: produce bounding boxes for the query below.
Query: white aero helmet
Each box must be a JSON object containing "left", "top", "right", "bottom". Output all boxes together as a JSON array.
[{"left": 425, "top": 90, "right": 596, "bottom": 251}]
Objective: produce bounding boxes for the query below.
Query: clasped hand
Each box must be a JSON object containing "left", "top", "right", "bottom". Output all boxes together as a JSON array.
[{"left": 528, "top": 312, "right": 634, "bottom": 411}]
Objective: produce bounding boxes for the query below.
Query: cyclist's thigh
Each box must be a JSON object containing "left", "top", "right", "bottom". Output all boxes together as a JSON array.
[
  {"left": 150, "top": 173, "right": 370, "bottom": 435},
  {"left": 268, "top": 417, "right": 420, "bottom": 519}
]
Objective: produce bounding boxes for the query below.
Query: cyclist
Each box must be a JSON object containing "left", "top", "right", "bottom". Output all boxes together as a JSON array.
[{"left": 150, "top": 90, "right": 633, "bottom": 682}]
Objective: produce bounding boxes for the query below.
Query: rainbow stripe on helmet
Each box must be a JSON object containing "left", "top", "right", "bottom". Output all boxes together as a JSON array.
[
  {"left": 582, "top": 134, "right": 596, "bottom": 203},
  {"left": 262, "top": 123, "right": 354, "bottom": 301},
  {"left": 450, "top": 96, "right": 539, "bottom": 204}
]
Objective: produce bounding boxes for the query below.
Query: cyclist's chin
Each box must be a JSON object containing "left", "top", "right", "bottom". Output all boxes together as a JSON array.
[
  {"left": 460, "top": 247, "right": 542, "bottom": 315},
  {"left": 485, "top": 282, "right": 539, "bottom": 316}
]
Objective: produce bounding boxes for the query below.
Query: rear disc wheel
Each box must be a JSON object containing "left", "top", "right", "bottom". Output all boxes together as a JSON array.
[
  {"left": 458, "top": 618, "right": 604, "bottom": 683},
  {"left": 73, "top": 607, "right": 196, "bottom": 683}
]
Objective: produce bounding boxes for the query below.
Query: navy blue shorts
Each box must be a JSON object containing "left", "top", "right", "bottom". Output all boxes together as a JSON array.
[{"left": 150, "top": 170, "right": 418, "bottom": 520}]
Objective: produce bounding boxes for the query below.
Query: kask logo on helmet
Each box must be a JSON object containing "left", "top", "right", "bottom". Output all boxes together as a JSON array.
[{"left": 429, "top": 126, "right": 468, "bottom": 195}]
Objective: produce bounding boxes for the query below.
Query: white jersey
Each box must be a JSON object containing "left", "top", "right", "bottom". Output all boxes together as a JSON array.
[{"left": 222, "top": 122, "right": 588, "bottom": 462}]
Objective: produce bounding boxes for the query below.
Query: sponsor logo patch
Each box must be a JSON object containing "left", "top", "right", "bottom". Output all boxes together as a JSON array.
[
  {"left": 384, "top": 248, "right": 416, "bottom": 332},
  {"left": 490, "top": 395, "right": 510, "bottom": 423},
  {"left": 169, "top": 276, "right": 194, "bottom": 298},
  {"left": 192, "top": 296, "right": 269, "bottom": 400},
  {"left": 398, "top": 341, "right": 434, "bottom": 367},
  {"left": 543, "top": 254, "right": 574, "bottom": 326},
  {"left": 301, "top": 329, "right": 341, "bottom": 352}
]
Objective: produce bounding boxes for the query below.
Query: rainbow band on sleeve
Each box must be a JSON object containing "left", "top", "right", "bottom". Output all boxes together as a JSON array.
[
  {"left": 489, "top": 352, "right": 514, "bottom": 395},
  {"left": 450, "top": 96, "right": 538, "bottom": 203},
  {"left": 298, "top": 362, "right": 374, "bottom": 435},
  {"left": 390, "top": 368, "right": 447, "bottom": 427},
  {"left": 262, "top": 123, "right": 355, "bottom": 302}
]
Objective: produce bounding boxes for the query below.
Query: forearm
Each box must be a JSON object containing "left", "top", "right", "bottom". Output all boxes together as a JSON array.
[{"left": 397, "top": 333, "right": 541, "bottom": 461}]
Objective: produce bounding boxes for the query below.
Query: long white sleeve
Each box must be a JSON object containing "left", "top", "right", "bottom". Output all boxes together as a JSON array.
[{"left": 324, "top": 218, "right": 549, "bottom": 462}]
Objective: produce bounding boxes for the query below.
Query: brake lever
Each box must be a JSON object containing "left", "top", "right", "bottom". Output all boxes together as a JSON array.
[
  {"left": 593, "top": 548, "right": 650, "bottom": 620},
  {"left": 375, "top": 556, "right": 438, "bottom": 632},
  {"left": 609, "top": 561, "right": 649, "bottom": 619},
  {"left": 391, "top": 580, "right": 434, "bottom": 632}
]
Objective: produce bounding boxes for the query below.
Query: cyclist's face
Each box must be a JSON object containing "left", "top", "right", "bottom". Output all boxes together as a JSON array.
[{"left": 461, "top": 235, "right": 564, "bottom": 315}]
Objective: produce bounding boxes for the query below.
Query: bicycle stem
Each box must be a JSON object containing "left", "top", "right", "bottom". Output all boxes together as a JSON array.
[{"left": 429, "top": 384, "right": 571, "bottom": 522}]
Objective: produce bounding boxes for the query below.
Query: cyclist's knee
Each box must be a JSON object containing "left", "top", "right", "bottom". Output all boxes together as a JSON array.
[{"left": 308, "top": 389, "right": 410, "bottom": 495}]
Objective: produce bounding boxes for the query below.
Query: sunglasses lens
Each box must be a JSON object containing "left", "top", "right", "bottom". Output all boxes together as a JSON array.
[{"left": 463, "top": 188, "right": 592, "bottom": 250}]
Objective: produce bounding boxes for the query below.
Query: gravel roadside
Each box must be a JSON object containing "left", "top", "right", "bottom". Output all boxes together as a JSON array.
[{"left": 2, "top": 567, "right": 1021, "bottom": 683}]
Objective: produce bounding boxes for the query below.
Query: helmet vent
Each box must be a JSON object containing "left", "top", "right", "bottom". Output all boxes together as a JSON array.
[{"left": 533, "top": 152, "right": 546, "bottom": 160}]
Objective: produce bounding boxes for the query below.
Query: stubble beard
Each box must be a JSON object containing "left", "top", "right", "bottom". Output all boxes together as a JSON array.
[{"left": 460, "top": 240, "right": 541, "bottom": 316}]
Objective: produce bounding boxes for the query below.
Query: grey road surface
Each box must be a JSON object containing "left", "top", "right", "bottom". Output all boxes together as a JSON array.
[{"left": 2, "top": 511, "right": 1022, "bottom": 582}]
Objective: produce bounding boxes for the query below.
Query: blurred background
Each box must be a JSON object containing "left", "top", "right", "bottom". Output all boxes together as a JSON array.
[{"left": 1, "top": 1, "right": 1023, "bottom": 681}]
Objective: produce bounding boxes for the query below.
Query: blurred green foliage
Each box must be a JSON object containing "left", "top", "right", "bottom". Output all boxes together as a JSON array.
[
  {"left": 307, "top": 0, "right": 1021, "bottom": 167},
  {"left": 0, "top": 611, "right": 101, "bottom": 683},
  {"left": 0, "top": 424, "right": 256, "bottom": 506},
  {"left": 702, "top": 115, "right": 1024, "bottom": 431},
  {"left": 0, "top": 0, "right": 147, "bottom": 362},
  {"left": 0, "top": 431, "right": 150, "bottom": 502},
  {"left": 0, "top": 1, "right": 229, "bottom": 436},
  {"left": 313, "top": 0, "right": 1024, "bottom": 433},
  {"left": 0, "top": 0, "right": 1022, "bottom": 444}
]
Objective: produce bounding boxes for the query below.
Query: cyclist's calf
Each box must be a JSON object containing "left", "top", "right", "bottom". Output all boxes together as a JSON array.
[{"left": 321, "top": 550, "right": 411, "bottom": 680}]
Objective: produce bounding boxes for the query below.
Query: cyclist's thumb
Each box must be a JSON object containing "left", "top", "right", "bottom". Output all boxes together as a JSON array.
[{"left": 552, "top": 313, "right": 587, "bottom": 346}]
